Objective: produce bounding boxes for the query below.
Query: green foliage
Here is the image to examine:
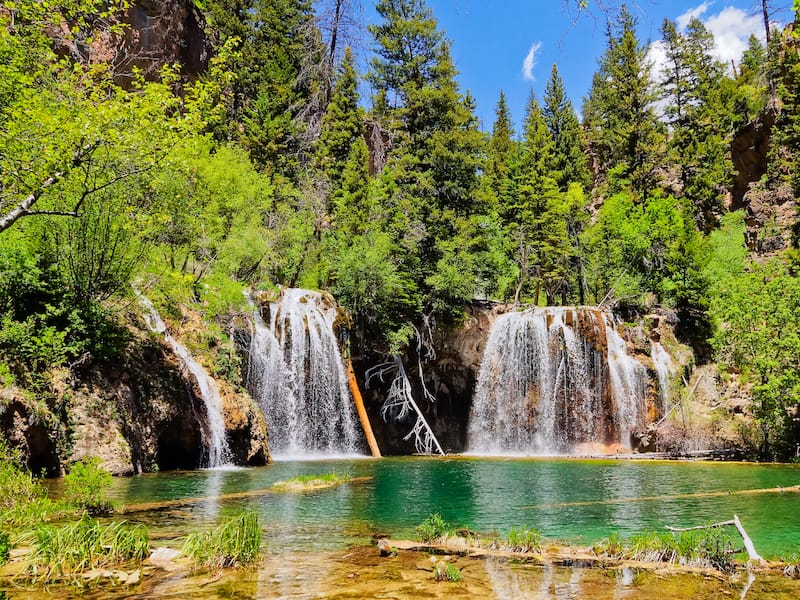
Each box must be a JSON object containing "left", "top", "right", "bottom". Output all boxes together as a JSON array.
[
  {"left": 63, "top": 457, "right": 116, "bottom": 516},
  {"left": 595, "top": 527, "right": 738, "bottom": 571},
  {"left": 182, "top": 511, "right": 262, "bottom": 569},
  {"left": 709, "top": 258, "right": 800, "bottom": 458},
  {"left": 583, "top": 5, "right": 663, "bottom": 197},
  {"left": 505, "top": 526, "right": 542, "bottom": 552},
  {"left": 415, "top": 512, "right": 451, "bottom": 543},
  {"left": 433, "top": 560, "right": 462, "bottom": 582},
  {"left": 0, "top": 441, "right": 57, "bottom": 530},
  {"left": 29, "top": 516, "right": 149, "bottom": 582}
]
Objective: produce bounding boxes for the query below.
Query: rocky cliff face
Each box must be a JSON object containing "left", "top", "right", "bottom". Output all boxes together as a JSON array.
[
  {"left": 47, "top": 0, "right": 210, "bottom": 85},
  {"left": 0, "top": 317, "right": 269, "bottom": 476}
]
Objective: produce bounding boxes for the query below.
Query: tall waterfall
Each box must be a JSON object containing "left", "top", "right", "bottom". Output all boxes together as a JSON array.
[
  {"left": 650, "top": 340, "right": 674, "bottom": 408},
  {"left": 247, "top": 288, "right": 362, "bottom": 458},
  {"left": 138, "top": 296, "right": 231, "bottom": 468},
  {"left": 467, "top": 307, "right": 648, "bottom": 455}
]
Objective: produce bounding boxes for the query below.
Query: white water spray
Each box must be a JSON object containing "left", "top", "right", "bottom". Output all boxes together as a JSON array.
[
  {"left": 138, "top": 295, "right": 231, "bottom": 468},
  {"left": 467, "top": 307, "right": 648, "bottom": 455},
  {"left": 246, "top": 289, "right": 362, "bottom": 458},
  {"left": 650, "top": 340, "right": 675, "bottom": 409}
]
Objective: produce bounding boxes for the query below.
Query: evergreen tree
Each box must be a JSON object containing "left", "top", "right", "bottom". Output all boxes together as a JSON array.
[
  {"left": 509, "top": 93, "right": 571, "bottom": 304},
  {"left": 583, "top": 5, "right": 663, "bottom": 197},
  {"left": 660, "top": 17, "right": 732, "bottom": 230},
  {"left": 316, "top": 46, "right": 363, "bottom": 195},
  {"left": 486, "top": 90, "right": 516, "bottom": 209},
  {"left": 543, "top": 64, "right": 591, "bottom": 192},
  {"left": 368, "top": 0, "right": 484, "bottom": 327},
  {"left": 205, "top": 0, "right": 320, "bottom": 174}
]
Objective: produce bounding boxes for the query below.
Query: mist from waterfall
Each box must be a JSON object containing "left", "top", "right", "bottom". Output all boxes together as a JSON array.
[
  {"left": 247, "top": 288, "right": 362, "bottom": 458},
  {"left": 138, "top": 295, "right": 231, "bottom": 468},
  {"left": 466, "top": 307, "right": 648, "bottom": 455}
]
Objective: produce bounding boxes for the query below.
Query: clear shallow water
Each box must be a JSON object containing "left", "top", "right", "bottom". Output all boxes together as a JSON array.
[{"left": 109, "top": 457, "right": 800, "bottom": 558}]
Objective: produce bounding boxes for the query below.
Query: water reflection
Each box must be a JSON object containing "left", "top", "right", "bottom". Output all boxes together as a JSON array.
[{"left": 111, "top": 458, "right": 800, "bottom": 557}]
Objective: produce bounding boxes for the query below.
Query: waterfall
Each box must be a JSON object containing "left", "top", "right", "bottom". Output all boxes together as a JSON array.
[
  {"left": 466, "top": 307, "right": 648, "bottom": 455},
  {"left": 138, "top": 295, "right": 231, "bottom": 468},
  {"left": 650, "top": 340, "right": 674, "bottom": 408},
  {"left": 246, "top": 288, "right": 362, "bottom": 458}
]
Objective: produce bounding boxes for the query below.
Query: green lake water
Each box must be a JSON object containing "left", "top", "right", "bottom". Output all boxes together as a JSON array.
[{"left": 109, "top": 457, "right": 800, "bottom": 558}]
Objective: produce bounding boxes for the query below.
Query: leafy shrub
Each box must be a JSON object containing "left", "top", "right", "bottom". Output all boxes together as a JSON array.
[
  {"left": 0, "top": 441, "right": 57, "bottom": 529},
  {"left": 415, "top": 513, "right": 450, "bottom": 543},
  {"left": 183, "top": 511, "right": 262, "bottom": 569},
  {"left": 29, "top": 516, "right": 149, "bottom": 581},
  {"left": 63, "top": 457, "right": 116, "bottom": 515}
]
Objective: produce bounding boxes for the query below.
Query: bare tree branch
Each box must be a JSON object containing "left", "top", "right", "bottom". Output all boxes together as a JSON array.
[{"left": 0, "top": 141, "right": 98, "bottom": 233}]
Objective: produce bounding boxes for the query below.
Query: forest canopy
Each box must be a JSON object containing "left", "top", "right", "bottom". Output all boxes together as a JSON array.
[{"left": 0, "top": 0, "right": 798, "bottom": 457}]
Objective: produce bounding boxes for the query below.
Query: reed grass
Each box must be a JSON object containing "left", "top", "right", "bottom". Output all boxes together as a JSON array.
[
  {"left": 182, "top": 511, "right": 262, "bottom": 569},
  {"left": 594, "top": 527, "right": 738, "bottom": 571},
  {"left": 27, "top": 516, "right": 149, "bottom": 582},
  {"left": 415, "top": 513, "right": 453, "bottom": 543}
]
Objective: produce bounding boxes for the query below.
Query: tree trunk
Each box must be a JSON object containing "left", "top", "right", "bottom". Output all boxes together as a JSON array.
[{"left": 346, "top": 359, "right": 381, "bottom": 457}]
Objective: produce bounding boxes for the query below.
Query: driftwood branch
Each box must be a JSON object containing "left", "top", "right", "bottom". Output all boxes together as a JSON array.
[{"left": 666, "top": 514, "right": 764, "bottom": 563}]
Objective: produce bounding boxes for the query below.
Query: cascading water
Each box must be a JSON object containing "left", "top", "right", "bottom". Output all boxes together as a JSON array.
[
  {"left": 466, "top": 307, "right": 648, "bottom": 455},
  {"left": 650, "top": 340, "right": 675, "bottom": 408},
  {"left": 247, "top": 288, "right": 362, "bottom": 458},
  {"left": 138, "top": 295, "right": 231, "bottom": 468}
]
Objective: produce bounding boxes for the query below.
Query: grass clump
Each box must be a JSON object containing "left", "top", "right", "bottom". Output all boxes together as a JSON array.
[
  {"left": 433, "top": 560, "right": 462, "bottom": 582},
  {"left": 63, "top": 457, "right": 117, "bottom": 515},
  {"left": 28, "top": 516, "right": 149, "bottom": 582},
  {"left": 504, "top": 526, "right": 542, "bottom": 553},
  {"left": 594, "top": 527, "right": 738, "bottom": 571},
  {"left": 0, "top": 531, "right": 9, "bottom": 565},
  {"left": 270, "top": 473, "right": 352, "bottom": 492},
  {"left": 183, "top": 511, "right": 262, "bottom": 569},
  {"left": 415, "top": 513, "right": 451, "bottom": 543}
]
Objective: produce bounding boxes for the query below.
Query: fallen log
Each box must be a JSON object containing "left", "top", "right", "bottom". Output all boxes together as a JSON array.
[{"left": 346, "top": 359, "right": 381, "bottom": 458}]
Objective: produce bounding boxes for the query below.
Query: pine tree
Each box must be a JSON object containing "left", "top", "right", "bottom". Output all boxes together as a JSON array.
[
  {"left": 486, "top": 90, "right": 516, "bottom": 211},
  {"left": 510, "top": 93, "right": 571, "bottom": 304},
  {"left": 368, "top": 0, "right": 484, "bottom": 325},
  {"left": 543, "top": 64, "right": 591, "bottom": 192},
  {"left": 660, "top": 17, "right": 732, "bottom": 230},
  {"left": 205, "top": 0, "right": 320, "bottom": 174},
  {"left": 316, "top": 46, "right": 363, "bottom": 195},
  {"left": 583, "top": 5, "right": 663, "bottom": 198}
]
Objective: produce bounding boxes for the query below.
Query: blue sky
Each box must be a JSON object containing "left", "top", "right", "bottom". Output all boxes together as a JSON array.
[{"left": 358, "top": 1, "right": 793, "bottom": 132}]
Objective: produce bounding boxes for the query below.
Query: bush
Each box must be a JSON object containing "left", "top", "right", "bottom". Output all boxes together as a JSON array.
[
  {"left": 183, "top": 511, "right": 262, "bottom": 569},
  {"left": 63, "top": 457, "right": 116, "bottom": 515},
  {"left": 415, "top": 513, "right": 450, "bottom": 543}
]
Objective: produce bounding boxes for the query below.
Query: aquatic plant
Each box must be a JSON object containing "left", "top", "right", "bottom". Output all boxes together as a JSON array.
[
  {"left": 415, "top": 513, "right": 451, "bottom": 543},
  {"left": 63, "top": 456, "right": 117, "bottom": 515},
  {"left": 183, "top": 511, "right": 262, "bottom": 569},
  {"left": 594, "top": 527, "right": 738, "bottom": 571},
  {"left": 504, "top": 526, "right": 542, "bottom": 553},
  {"left": 270, "top": 473, "right": 353, "bottom": 491},
  {"left": 434, "top": 560, "right": 462, "bottom": 582},
  {"left": 28, "top": 516, "right": 149, "bottom": 582}
]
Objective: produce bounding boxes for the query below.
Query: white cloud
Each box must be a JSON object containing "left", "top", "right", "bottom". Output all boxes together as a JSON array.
[
  {"left": 522, "top": 41, "right": 542, "bottom": 82},
  {"left": 649, "top": 3, "right": 766, "bottom": 82},
  {"left": 676, "top": 1, "right": 712, "bottom": 30},
  {"left": 704, "top": 6, "right": 765, "bottom": 67}
]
